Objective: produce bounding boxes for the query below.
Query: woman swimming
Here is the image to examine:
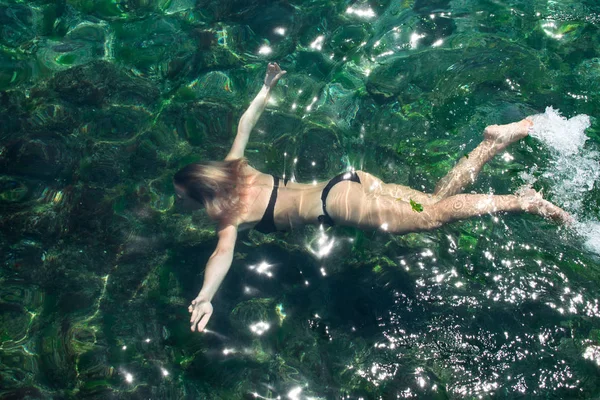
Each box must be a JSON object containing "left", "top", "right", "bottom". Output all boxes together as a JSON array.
[{"left": 174, "top": 63, "right": 570, "bottom": 333}]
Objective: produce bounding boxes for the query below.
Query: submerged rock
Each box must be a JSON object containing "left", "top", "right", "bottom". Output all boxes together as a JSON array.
[
  {"left": 0, "top": 136, "right": 74, "bottom": 179},
  {"left": 575, "top": 58, "right": 600, "bottom": 93},
  {"left": 38, "top": 320, "right": 78, "bottom": 390},
  {"left": 113, "top": 17, "right": 198, "bottom": 84},
  {"left": 0, "top": 4, "right": 36, "bottom": 48},
  {"left": 25, "top": 103, "right": 80, "bottom": 136},
  {"left": 78, "top": 143, "right": 128, "bottom": 186},
  {"left": 367, "top": 35, "right": 544, "bottom": 106},
  {"left": 0, "top": 176, "right": 31, "bottom": 204},
  {"left": 314, "top": 82, "right": 362, "bottom": 131},
  {"left": 294, "top": 124, "right": 344, "bottom": 181},
  {"left": 84, "top": 105, "right": 153, "bottom": 141},
  {"left": 329, "top": 25, "right": 371, "bottom": 57},
  {"left": 128, "top": 137, "right": 166, "bottom": 181},
  {"left": 159, "top": 100, "right": 236, "bottom": 152},
  {"left": 227, "top": 2, "right": 297, "bottom": 59},
  {"left": 0, "top": 51, "right": 34, "bottom": 91},
  {"left": 230, "top": 298, "right": 277, "bottom": 337},
  {"left": 46, "top": 60, "right": 160, "bottom": 107},
  {"left": 36, "top": 23, "right": 108, "bottom": 72},
  {"left": 184, "top": 71, "right": 239, "bottom": 103},
  {"left": 68, "top": 0, "right": 172, "bottom": 20},
  {"left": 0, "top": 91, "right": 26, "bottom": 135}
]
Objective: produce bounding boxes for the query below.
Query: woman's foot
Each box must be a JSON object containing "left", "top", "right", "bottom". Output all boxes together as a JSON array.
[
  {"left": 484, "top": 118, "right": 533, "bottom": 150},
  {"left": 518, "top": 188, "right": 572, "bottom": 224}
]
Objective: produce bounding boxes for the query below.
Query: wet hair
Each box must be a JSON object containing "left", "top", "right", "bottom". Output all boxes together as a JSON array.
[{"left": 173, "top": 158, "right": 248, "bottom": 223}]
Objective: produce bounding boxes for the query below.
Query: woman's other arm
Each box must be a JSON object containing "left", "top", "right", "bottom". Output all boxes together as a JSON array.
[
  {"left": 189, "top": 224, "right": 237, "bottom": 332},
  {"left": 225, "top": 62, "right": 286, "bottom": 161}
]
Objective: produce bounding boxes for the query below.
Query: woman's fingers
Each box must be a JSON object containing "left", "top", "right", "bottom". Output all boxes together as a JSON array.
[
  {"left": 264, "top": 62, "right": 287, "bottom": 87},
  {"left": 197, "top": 311, "right": 212, "bottom": 332},
  {"left": 191, "top": 313, "right": 203, "bottom": 332},
  {"left": 267, "top": 63, "right": 283, "bottom": 75},
  {"left": 189, "top": 301, "right": 213, "bottom": 332},
  {"left": 271, "top": 70, "right": 287, "bottom": 86},
  {"left": 190, "top": 307, "right": 202, "bottom": 331},
  {"left": 192, "top": 315, "right": 201, "bottom": 332}
]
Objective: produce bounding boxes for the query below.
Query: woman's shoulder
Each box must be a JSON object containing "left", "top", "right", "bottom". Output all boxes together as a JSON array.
[
  {"left": 241, "top": 164, "right": 271, "bottom": 184},
  {"left": 241, "top": 163, "right": 261, "bottom": 175}
]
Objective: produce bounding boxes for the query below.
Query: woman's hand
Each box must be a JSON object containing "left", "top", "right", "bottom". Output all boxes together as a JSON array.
[
  {"left": 189, "top": 296, "right": 213, "bottom": 332},
  {"left": 264, "top": 62, "right": 287, "bottom": 88}
]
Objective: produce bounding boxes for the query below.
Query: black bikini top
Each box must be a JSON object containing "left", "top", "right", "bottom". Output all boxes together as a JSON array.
[{"left": 253, "top": 175, "right": 288, "bottom": 234}]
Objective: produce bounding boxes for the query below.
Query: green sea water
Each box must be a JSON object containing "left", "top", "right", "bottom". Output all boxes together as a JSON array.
[{"left": 1, "top": 0, "right": 600, "bottom": 398}]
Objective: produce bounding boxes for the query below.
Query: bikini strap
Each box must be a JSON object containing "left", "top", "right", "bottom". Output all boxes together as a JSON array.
[
  {"left": 253, "top": 175, "right": 279, "bottom": 233},
  {"left": 265, "top": 175, "right": 279, "bottom": 216}
]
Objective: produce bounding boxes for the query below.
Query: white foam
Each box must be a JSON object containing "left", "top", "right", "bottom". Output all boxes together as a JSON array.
[
  {"left": 526, "top": 107, "right": 600, "bottom": 253},
  {"left": 579, "top": 221, "right": 600, "bottom": 254},
  {"left": 528, "top": 106, "right": 591, "bottom": 155}
]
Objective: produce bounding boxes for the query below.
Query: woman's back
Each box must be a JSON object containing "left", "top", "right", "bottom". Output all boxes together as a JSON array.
[{"left": 238, "top": 165, "right": 327, "bottom": 231}]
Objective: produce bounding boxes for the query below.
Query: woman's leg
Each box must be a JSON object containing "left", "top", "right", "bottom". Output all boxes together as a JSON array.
[
  {"left": 336, "top": 189, "right": 568, "bottom": 234},
  {"left": 358, "top": 119, "right": 532, "bottom": 206},
  {"left": 433, "top": 119, "right": 532, "bottom": 199},
  {"left": 424, "top": 190, "right": 569, "bottom": 229},
  {"left": 357, "top": 171, "right": 439, "bottom": 206}
]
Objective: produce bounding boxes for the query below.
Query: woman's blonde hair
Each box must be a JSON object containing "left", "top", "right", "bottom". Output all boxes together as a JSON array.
[{"left": 173, "top": 158, "right": 248, "bottom": 223}]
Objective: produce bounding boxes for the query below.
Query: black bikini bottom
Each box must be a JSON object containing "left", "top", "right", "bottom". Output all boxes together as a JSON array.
[{"left": 317, "top": 171, "right": 362, "bottom": 226}]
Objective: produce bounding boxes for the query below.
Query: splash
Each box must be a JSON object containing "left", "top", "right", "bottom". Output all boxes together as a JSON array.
[
  {"left": 577, "top": 221, "right": 600, "bottom": 254},
  {"left": 528, "top": 107, "right": 591, "bottom": 155},
  {"left": 525, "top": 107, "right": 600, "bottom": 253}
]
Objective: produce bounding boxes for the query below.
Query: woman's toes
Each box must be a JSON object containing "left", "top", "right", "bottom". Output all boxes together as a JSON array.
[{"left": 518, "top": 118, "right": 533, "bottom": 134}]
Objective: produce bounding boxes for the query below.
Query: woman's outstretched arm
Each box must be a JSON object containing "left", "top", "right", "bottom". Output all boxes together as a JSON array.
[
  {"left": 225, "top": 62, "right": 286, "bottom": 161},
  {"left": 189, "top": 224, "right": 237, "bottom": 332}
]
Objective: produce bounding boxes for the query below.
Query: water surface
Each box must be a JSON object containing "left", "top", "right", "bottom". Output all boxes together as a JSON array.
[{"left": 1, "top": 0, "right": 600, "bottom": 398}]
